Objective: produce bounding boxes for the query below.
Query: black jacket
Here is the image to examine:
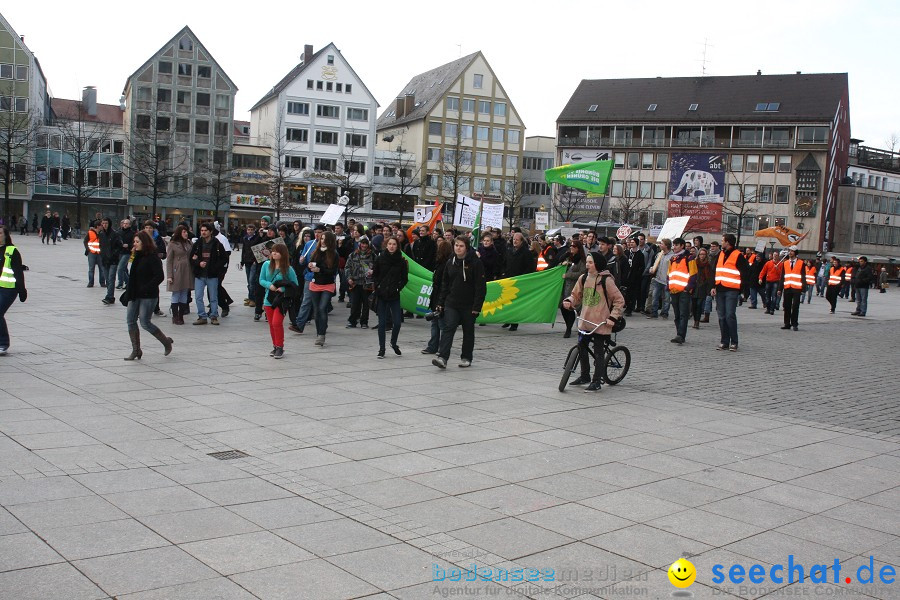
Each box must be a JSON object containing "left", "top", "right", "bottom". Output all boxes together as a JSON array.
[
  {"left": 412, "top": 236, "right": 436, "bottom": 271},
  {"left": 190, "top": 237, "right": 228, "bottom": 279},
  {"left": 309, "top": 249, "right": 339, "bottom": 286},
  {"left": 373, "top": 250, "right": 409, "bottom": 301},
  {"left": 269, "top": 279, "right": 302, "bottom": 314},
  {"left": 477, "top": 244, "right": 501, "bottom": 280},
  {"left": 126, "top": 253, "right": 164, "bottom": 299},
  {"left": 439, "top": 248, "right": 487, "bottom": 313},
  {"left": 429, "top": 257, "right": 448, "bottom": 311},
  {"left": 99, "top": 228, "right": 121, "bottom": 265},
  {"left": 504, "top": 243, "right": 536, "bottom": 277},
  {"left": 855, "top": 264, "right": 875, "bottom": 288},
  {"left": 625, "top": 249, "right": 645, "bottom": 287},
  {"left": 241, "top": 233, "right": 263, "bottom": 265},
  {"left": 118, "top": 227, "right": 136, "bottom": 253}
]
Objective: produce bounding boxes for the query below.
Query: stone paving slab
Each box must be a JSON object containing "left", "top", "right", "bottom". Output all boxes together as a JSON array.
[{"left": 1, "top": 234, "right": 899, "bottom": 599}]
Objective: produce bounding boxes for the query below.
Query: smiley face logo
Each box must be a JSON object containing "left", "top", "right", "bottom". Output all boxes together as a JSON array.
[{"left": 668, "top": 558, "right": 696, "bottom": 588}]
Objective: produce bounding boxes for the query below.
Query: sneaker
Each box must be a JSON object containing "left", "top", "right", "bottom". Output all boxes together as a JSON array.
[
  {"left": 670, "top": 336, "right": 684, "bottom": 344},
  {"left": 748, "top": 305, "right": 757, "bottom": 309},
  {"left": 193, "top": 318, "right": 208, "bottom": 325},
  {"left": 646, "top": 313, "right": 658, "bottom": 319},
  {"left": 421, "top": 348, "right": 436, "bottom": 354},
  {"left": 345, "top": 323, "right": 357, "bottom": 328},
  {"left": 221, "top": 306, "right": 230, "bottom": 317},
  {"left": 243, "top": 299, "right": 251, "bottom": 306},
  {"left": 288, "top": 324, "right": 301, "bottom": 333},
  {"left": 569, "top": 375, "right": 590, "bottom": 386},
  {"left": 585, "top": 381, "right": 602, "bottom": 392},
  {"left": 501, "top": 323, "right": 510, "bottom": 328},
  {"left": 661, "top": 314, "right": 669, "bottom": 320},
  {"left": 254, "top": 313, "right": 262, "bottom": 321},
  {"left": 729, "top": 344, "right": 738, "bottom": 352},
  {"left": 273, "top": 347, "right": 284, "bottom": 359},
  {"left": 508, "top": 324, "right": 518, "bottom": 331},
  {"left": 432, "top": 357, "right": 447, "bottom": 369},
  {"left": 270, "top": 346, "right": 277, "bottom": 357},
  {"left": 459, "top": 359, "right": 471, "bottom": 368},
  {"left": 115, "top": 285, "right": 124, "bottom": 290},
  {"left": 102, "top": 298, "right": 114, "bottom": 305},
  {"left": 210, "top": 317, "right": 219, "bottom": 325},
  {"left": 0, "top": 347, "right": 7, "bottom": 356},
  {"left": 314, "top": 335, "right": 325, "bottom": 346},
  {"left": 360, "top": 324, "right": 369, "bottom": 329},
  {"left": 716, "top": 343, "right": 727, "bottom": 351}
]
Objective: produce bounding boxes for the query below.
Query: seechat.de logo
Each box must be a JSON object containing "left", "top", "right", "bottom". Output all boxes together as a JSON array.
[{"left": 711, "top": 556, "right": 895, "bottom": 586}]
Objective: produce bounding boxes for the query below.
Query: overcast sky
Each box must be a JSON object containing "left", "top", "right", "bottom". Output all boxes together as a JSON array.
[{"left": 6, "top": 0, "right": 898, "bottom": 146}]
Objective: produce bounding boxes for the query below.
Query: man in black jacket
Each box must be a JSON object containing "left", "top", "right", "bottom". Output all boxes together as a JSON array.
[
  {"left": 190, "top": 222, "right": 227, "bottom": 325},
  {"left": 624, "top": 237, "right": 645, "bottom": 316},
  {"left": 99, "top": 218, "right": 122, "bottom": 305},
  {"left": 433, "top": 236, "right": 486, "bottom": 369},
  {"left": 40, "top": 211, "right": 54, "bottom": 245},
  {"left": 239, "top": 223, "right": 262, "bottom": 306},
  {"left": 852, "top": 256, "right": 874, "bottom": 317},
  {"left": 415, "top": 225, "right": 437, "bottom": 271},
  {"left": 116, "top": 219, "right": 136, "bottom": 289},
  {"left": 502, "top": 232, "right": 536, "bottom": 331}
]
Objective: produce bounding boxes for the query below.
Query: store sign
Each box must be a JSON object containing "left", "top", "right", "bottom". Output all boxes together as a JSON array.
[
  {"left": 235, "top": 171, "right": 268, "bottom": 181},
  {"left": 666, "top": 200, "right": 723, "bottom": 233},
  {"left": 561, "top": 149, "right": 612, "bottom": 163},
  {"left": 231, "top": 194, "right": 272, "bottom": 207}
]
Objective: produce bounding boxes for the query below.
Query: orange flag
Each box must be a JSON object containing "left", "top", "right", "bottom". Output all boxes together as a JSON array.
[
  {"left": 407, "top": 202, "right": 443, "bottom": 241},
  {"left": 754, "top": 225, "right": 809, "bottom": 247}
]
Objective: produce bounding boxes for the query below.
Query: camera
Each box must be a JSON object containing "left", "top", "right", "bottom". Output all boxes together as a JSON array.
[{"left": 424, "top": 309, "right": 442, "bottom": 321}]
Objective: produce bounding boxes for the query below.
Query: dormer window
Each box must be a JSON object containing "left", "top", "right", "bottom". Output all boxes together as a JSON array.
[
  {"left": 688, "top": 103, "right": 698, "bottom": 111},
  {"left": 588, "top": 105, "right": 598, "bottom": 112},
  {"left": 647, "top": 104, "right": 657, "bottom": 112},
  {"left": 754, "top": 102, "right": 781, "bottom": 112}
]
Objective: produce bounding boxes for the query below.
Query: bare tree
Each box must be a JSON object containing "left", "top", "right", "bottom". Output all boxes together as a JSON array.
[
  {"left": 439, "top": 126, "right": 472, "bottom": 217},
  {"left": 610, "top": 169, "right": 654, "bottom": 225},
  {"left": 552, "top": 185, "right": 588, "bottom": 224},
  {"left": 262, "top": 111, "right": 303, "bottom": 221},
  {"left": 885, "top": 133, "right": 900, "bottom": 154},
  {"left": 124, "top": 103, "right": 189, "bottom": 219},
  {"left": 53, "top": 100, "right": 115, "bottom": 225},
  {"left": 720, "top": 169, "right": 759, "bottom": 248},
  {"left": 198, "top": 138, "right": 232, "bottom": 219},
  {"left": 501, "top": 171, "right": 526, "bottom": 230},
  {"left": 377, "top": 139, "right": 421, "bottom": 222},
  {"left": 322, "top": 142, "right": 369, "bottom": 225},
  {"left": 0, "top": 82, "right": 41, "bottom": 218}
]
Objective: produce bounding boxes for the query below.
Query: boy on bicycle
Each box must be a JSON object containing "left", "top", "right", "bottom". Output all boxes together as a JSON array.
[{"left": 562, "top": 252, "right": 626, "bottom": 392}]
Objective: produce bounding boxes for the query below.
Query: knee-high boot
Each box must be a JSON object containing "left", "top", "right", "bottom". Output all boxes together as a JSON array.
[
  {"left": 171, "top": 304, "right": 178, "bottom": 325},
  {"left": 150, "top": 329, "right": 174, "bottom": 356},
  {"left": 124, "top": 329, "right": 142, "bottom": 361}
]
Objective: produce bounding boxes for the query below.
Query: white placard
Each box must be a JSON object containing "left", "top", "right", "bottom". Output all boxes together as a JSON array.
[
  {"left": 616, "top": 225, "right": 633, "bottom": 240},
  {"left": 535, "top": 212, "right": 549, "bottom": 228},
  {"left": 320, "top": 204, "right": 346, "bottom": 226},
  {"left": 453, "top": 194, "right": 481, "bottom": 229},
  {"left": 655, "top": 216, "right": 690, "bottom": 242},
  {"left": 414, "top": 205, "right": 432, "bottom": 223},
  {"left": 480, "top": 202, "right": 505, "bottom": 230},
  {"left": 754, "top": 239, "right": 768, "bottom": 253}
]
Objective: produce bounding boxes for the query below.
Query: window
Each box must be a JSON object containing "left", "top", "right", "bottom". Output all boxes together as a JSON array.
[
  {"left": 175, "top": 118, "right": 190, "bottom": 133},
  {"left": 478, "top": 100, "right": 490, "bottom": 114},
  {"left": 178, "top": 63, "right": 192, "bottom": 76},
  {"left": 136, "top": 87, "right": 152, "bottom": 101},
  {"left": 446, "top": 97, "right": 459, "bottom": 111},
  {"left": 759, "top": 185, "right": 773, "bottom": 203},
  {"left": 215, "top": 95, "right": 229, "bottom": 109},
  {"left": 326, "top": 82, "right": 333, "bottom": 92},
  {"left": 727, "top": 184, "right": 741, "bottom": 202},
  {"left": 345, "top": 133, "right": 367, "bottom": 147},
  {"left": 625, "top": 181, "right": 638, "bottom": 197},
  {"left": 113, "top": 140, "right": 124, "bottom": 154},
  {"left": 176, "top": 90, "right": 190, "bottom": 105},
  {"left": 286, "top": 128, "right": 309, "bottom": 142},
  {"left": 639, "top": 181, "right": 651, "bottom": 199},
  {"left": 776, "top": 186, "right": 790, "bottom": 204},
  {"left": 461, "top": 125, "right": 473, "bottom": 139},
  {"left": 627, "top": 152, "right": 639, "bottom": 169},
  {"left": 317, "top": 104, "right": 339, "bottom": 118},
  {"left": 345, "top": 84, "right": 352, "bottom": 93},
  {"left": 14, "top": 97, "right": 26, "bottom": 112},
  {"left": 778, "top": 155, "right": 792, "bottom": 173},
  {"left": 285, "top": 156, "right": 306, "bottom": 169},
  {"left": 158, "top": 61, "right": 172, "bottom": 74},
  {"left": 426, "top": 174, "right": 439, "bottom": 187},
  {"left": 0, "top": 64, "right": 10, "bottom": 79},
  {"left": 489, "top": 179, "right": 501, "bottom": 193},
  {"left": 99, "top": 171, "right": 110, "bottom": 188},
  {"left": 798, "top": 126, "right": 828, "bottom": 144},
  {"left": 156, "top": 88, "right": 171, "bottom": 103},
  {"left": 314, "top": 158, "right": 337, "bottom": 171},
  {"left": 745, "top": 184, "right": 758, "bottom": 202},
  {"left": 688, "top": 103, "right": 698, "bottom": 111},
  {"left": 508, "top": 129, "right": 521, "bottom": 144},
  {"left": 474, "top": 178, "right": 486, "bottom": 192},
  {"left": 647, "top": 103, "right": 657, "bottom": 111},
  {"left": 316, "top": 81, "right": 323, "bottom": 90},
  {"left": 641, "top": 153, "right": 654, "bottom": 169},
  {"left": 762, "top": 155, "right": 775, "bottom": 173},
  {"left": 136, "top": 114, "right": 151, "bottom": 129},
  {"left": 745, "top": 154, "right": 759, "bottom": 172},
  {"left": 327, "top": 55, "right": 334, "bottom": 65},
  {"left": 156, "top": 116, "right": 170, "bottom": 131},
  {"left": 179, "top": 36, "right": 193, "bottom": 51},
  {"left": 445, "top": 123, "right": 458, "bottom": 138},
  {"left": 346, "top": 107, "right": 368, "bottom": 121},
  {"left": 473, "top": 74, "right": 483, "bottom": 89},
  {"left": 492, "top": 128, "right": 505, "bottom": 143},
  {"left": 754, "top": 102, "right": 780, "bottom": 112},
  {"left": 336, "top": 83, "right": 342, "bottom": 92},
  {"left": 195, "top": 120, "right": 209, "bottom": 134},
  {"left": 427, "top": 147, "right": 441, "bottom": 162},
  {"left": 653, "top": 182, "right": 667, "bottom": 199},
  {"left": 307, "top": 79, "right": 314, "bottom": 90},
  {"left": 315, "top": 130, "right": 338, "bottom": 144},
  {"left": 62, "top": 169, "right": 74, "bottom": 185},
  {"left": 494, "top": 102, "right": 507, "bottom": 117},
  {"left": 614, "top": 152, "right": 625, "bottom": 168},
  {"left": 429, "top": 121, "right": 442, "bottom": 136},
  {"left": 730, "top": 154, "right": 744, "bottom": 172},
  {"left": 196, "top": 93, "right": 210, "bottom": 107},
  {"left": 611, "top": 181, "right": 624, "bottom": 196},
  {"left": 588, "top": 105, "right": 598, "bottom": 112},
  {"left": 344, "top": 160, "right": 366, "bottom": 174},
  {"left": 506, "top": 154, "right": 517, "bottom": 170},
  {"left": 48, "top": 168, "right": 59, "bottom": 184},
  {"left": 197, "top": 66, "right": 211, "bottom": 79},
  {"left": 214, "top": 121, "right": 229, "bottom": 136},
  {"left": 462, "top": 98, "right": 475, "bottom": 113},
  {"left": 476, "top": 126, "right": 489, "bottom": 141},
  {"left": 655, "top": 153, "right": 668, "bottom": 170},
  {"left": 475, "top": 152, "right": 487, "bottom": 166},
  {"left": 194, "top": 148, "right": 208, "bottom": 164}
]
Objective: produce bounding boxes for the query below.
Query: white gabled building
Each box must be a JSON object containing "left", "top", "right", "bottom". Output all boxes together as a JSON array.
[{"left": 250, "top": 43, "right": 378, "bottom": 220}]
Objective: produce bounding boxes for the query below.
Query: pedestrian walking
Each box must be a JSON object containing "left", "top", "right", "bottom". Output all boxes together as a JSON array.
[
  {"left": 344, "top": 235, "right": 376, "bottom": 329},
  {"left": 307, "top": 230, "right": 339, "bottom": 347},
  {"left": 825, "top": 256, "right": 845, "bottom": 314},
  {"left": 83, "top": 221, "right": 103, "bottom": 287},
  {"left": 190, "top": 222, "right": 227, "bottom": 326},
  {"left": 121, "top": 231, "right": 173, "bottom": 360},
  {"left": 373, "top": 237, "right": 409, "bottom": 358},
  {"left": 432, "top": 236, "right": 486, "bottom": 369},
  {"left": 423, "top": 239, "right": 453, "bottom": 353},
  {"left": 0, "top": 225, "right": 28, "bottom": 355},
  {"left": 691, "top": 247, "right": 714, "bottom": 328},
  {"left": 878, "top": 267, "right": 888, "bottom": 293},
  {"left": 99, "top": 218, "right": 122, "bottom": 305},
  {"left": 667, "top": 238, "right": 697, "bottom": 344},
  {"left": 259, "top": 243, "right": 299, "bottom": 359}
]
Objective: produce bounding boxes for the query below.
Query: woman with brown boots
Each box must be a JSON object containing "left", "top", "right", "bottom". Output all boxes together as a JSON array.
[
  {"left": 122, "top": 231, "right": 173, "bottom": 360},
  {"left": 166, "top": 225, "right": 193, "bottom": 325}
]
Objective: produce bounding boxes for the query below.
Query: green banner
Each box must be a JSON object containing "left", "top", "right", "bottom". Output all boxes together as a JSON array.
[
  {"left": 401, "top": 254, "right": 565, "bottom": 324},
  {"left": 544, "top": 160, "right": 614, "bottom": 195}
]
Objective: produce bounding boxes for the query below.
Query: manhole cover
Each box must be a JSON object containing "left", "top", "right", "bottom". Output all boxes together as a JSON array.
[{"left": 208, "top": 450, "right": 249, "bottom": 460}]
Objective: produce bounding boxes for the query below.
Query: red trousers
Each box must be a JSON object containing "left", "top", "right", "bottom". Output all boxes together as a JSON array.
[{"left": 264, "top": 306, "right": 284, "bottom": 348}]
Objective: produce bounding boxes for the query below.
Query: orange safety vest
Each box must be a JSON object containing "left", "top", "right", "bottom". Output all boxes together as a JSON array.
[
  {"left": 805, "top": 265, "right": 817, "bottom": 286},
  {"left": 87, "top": 230, "right": 100, "bottom": 254},
  {"left": 715, "top": 250, "right": 742, "bottom": 289},
  {"left": 536, "top": 246, "right": 552, "bottom": 271},
  {"left": 828, "top": 266, "right": 845, "bottom": 286},
  {"left": 668, "top": 257, "right": 691, "bottom": 292},
  {"left": 783, "top": 259, "right": 804, "bottom": 290},
  {"left": 845, "top": 266, "right": 853, "bottom": 282},
  {"left": 747, "top": 254, "right": 757, "bottom": 266}
]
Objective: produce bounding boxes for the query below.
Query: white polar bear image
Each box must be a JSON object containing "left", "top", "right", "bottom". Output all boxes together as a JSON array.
[{"left": 672, "top": 170, "right": 717, "bottom": 197}]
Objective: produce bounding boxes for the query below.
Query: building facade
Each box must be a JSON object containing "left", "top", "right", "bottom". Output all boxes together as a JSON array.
[
  {"left": 376, "top": 52, "right": 525, "bottom": 220},
  {"left": 521, "top": 136, "right": 555, "bottom": 228},
  {"left": 250, "top": 43, "right": 378, "bottom": 221},
  {"left": 556, "top": 73, "right": 851, "bottom": 253},
  {"left": 122, "top": 26, "right": 237, "bottom": 229}
]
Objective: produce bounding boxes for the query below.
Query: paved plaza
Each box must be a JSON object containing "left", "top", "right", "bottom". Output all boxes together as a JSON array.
[{"left": 1, "top": 233, "right": 899, "bottom": 600}]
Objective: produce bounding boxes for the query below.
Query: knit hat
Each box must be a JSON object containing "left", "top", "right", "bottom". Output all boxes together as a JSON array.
[
  {"left": 261, "top": 215, "right": 271, "bottom": 223},
  {"left": 358, "top": 235, "right": 370, "bottom": 244},
  {"left": 589, "top": 251, "right": 607, "bottom": 271}
]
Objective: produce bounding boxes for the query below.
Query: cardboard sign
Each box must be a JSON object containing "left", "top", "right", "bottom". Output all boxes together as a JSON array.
[
  {"left": 535, "top": 212, "right": 549, "bottom": 228},
  {"left": 480, "top": 202, "right": 505, "bottom": 230},
  {"left": 754, "top": 239, "right": 768, "bottom": 253},
  {"left": 414, "top": 205, "right": 432, "bottom": 223},
  {"left": 616, "top": 225, "right": 633, "bottom": 240},
  {"left": 251, "top": 240, "right": 275, "bottom": 264},
  {"left": 453, "top": 194, "right": 481, "bottom": 229},
  {"left": 656, "top": 216, "right": 690, "bottom": 242},
  {"left": 320, "top": 204, "right": 346, "bottom": 225}
]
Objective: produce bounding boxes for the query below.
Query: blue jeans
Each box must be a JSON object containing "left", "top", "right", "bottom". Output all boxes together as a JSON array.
[
  {"left": 749, "top": 285, "right": 758, "bottom": 308},
  {"left": 294, "top": 279, "right": 312, "bottom": 329},
  {"left": 194, "top": 277, "right": 219, "bottom": 318},
  {"left": 716, "top": 289, "right": 740, "bottom": 346},
  {"left": 671, "top": 291, "right": 691, "bottom": 340},
  {"left": 425, "top": 314, "right": 443, "bottom": 353},
  {"left": 171, "top": 290, "right": 189, "bottom": 304},
  {"left": 803, "top": 284, "right": 813, "bottom": 303},
  {"left": 764, "top": 281, "right": 779, "bottom": 312},
  {"left": 649, "top": 280, "right": 670, "bottom": 317},
  {"left": 0, "top": 288, "right": 17, "bottom": 348},
  {"left": 439, "top": 306, "right": 476, "bottom": 362},
  {"left": 377, "top": 297, "right": 402, "bottom": 350},
  {"left": 244, "top": 263, "right": 258, "bottom": 299},
  {"left": 87, "top": 253, "right": 103, "bottom": 286},
  {"left": 855, "top": 287, "right": 868, "bottom": 315},
  {"left": 126, "top": 297, "right": 161, "bottom": 334},
  {"left": 104, "top": 263, "right": 117, "bottom": 300},
  {"left": 816, "top": 275, "right": 826, "bottom": 296},
  {"left": 703, "top": 294, "right": 713, "bottom": 315},
  {"left": 116, "top": 254, "right": 130, "bottom": 287},
  {"left": 309, "top": 289, "right": 334, "bottom": 335}
]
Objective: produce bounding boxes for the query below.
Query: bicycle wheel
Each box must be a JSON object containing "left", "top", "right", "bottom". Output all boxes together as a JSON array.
[
  {"left": 602, "top": 345, "right": 631, "bottom": 385},
  {"left": 559, "top": 345, "right": 580, "bottom": 392}
]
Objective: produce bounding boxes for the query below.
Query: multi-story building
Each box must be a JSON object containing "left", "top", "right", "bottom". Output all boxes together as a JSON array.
[
  {"left": 371, "top": 147, "right": 422, "bottom": 222},
  {"left": 521, "top": 136, "right": 555, "bottom": 228},
  {"left": 376, "top": 52, "right": 526, "bottom": 220},
  {"left": 250, "top": 43, "right": 378, "bottom": 221},
  {"left": 33, "top": 88, "right": 126, "bottom": 227},
  {"left": 0, "top": 12, "right": 51, "bottom": 221},
  {"left": 122, "top": 26, "right": 237, "bottom": 229},
  {"left": 556, "top": 73, "right": 850, "bottom": 253},
  {"left": 834, "top": 142, "right": 900, "bottom": 265}
]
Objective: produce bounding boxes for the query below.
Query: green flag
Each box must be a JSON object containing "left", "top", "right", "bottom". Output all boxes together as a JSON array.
[
  {"left": 544, "top": 160, "right": 614, "bottom": 195},
  {"left": 470, "top": 207, "right": 481, "bottom": 241},
  {"left": 400, "top": 254, "right": 565, "bottom": 324}
]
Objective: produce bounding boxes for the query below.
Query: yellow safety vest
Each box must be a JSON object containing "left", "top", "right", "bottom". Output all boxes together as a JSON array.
[{"left": 0, "top": 246, "right": 16, "bottom": 288}]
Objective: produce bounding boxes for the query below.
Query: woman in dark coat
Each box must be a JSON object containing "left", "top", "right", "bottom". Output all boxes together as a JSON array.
[
  {"left": 0, "top": 225, "right": 27, "bottom": 355},
  {"left": 123, "top": 231, "right": 173, "bottom": 360},
  {"left": 373, "top": 236, "right": 409, "bottom": 358},
  {"left": 558, "top": 241, "right": 586, "bottom": 338},
  {"left": 691, "top": 246, "right": 715, "bottom": 328}
]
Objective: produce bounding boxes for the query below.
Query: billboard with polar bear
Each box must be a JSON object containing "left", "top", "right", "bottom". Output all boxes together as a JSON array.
[{"left": 668, "top": 153, "right": 727, "bottom": 203}]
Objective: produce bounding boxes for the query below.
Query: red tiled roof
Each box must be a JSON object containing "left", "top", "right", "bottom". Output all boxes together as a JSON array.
[{"left": 51, "top": 98, "right": 124, "bottom": 126}]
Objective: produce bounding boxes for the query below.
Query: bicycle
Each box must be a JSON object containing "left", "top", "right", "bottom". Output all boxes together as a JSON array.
[{"left": 558, "top": 313, "right": 631, "bottom": 392}]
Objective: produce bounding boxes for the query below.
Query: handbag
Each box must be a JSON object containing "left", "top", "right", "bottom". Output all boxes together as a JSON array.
[{"left": 119, "top": 291, "right": 129, "bottom": 306}]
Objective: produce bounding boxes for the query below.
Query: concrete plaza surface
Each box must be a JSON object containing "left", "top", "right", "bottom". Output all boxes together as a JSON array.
[{"left": 1, "top": 233, "right": 899, "bottom": 600}]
